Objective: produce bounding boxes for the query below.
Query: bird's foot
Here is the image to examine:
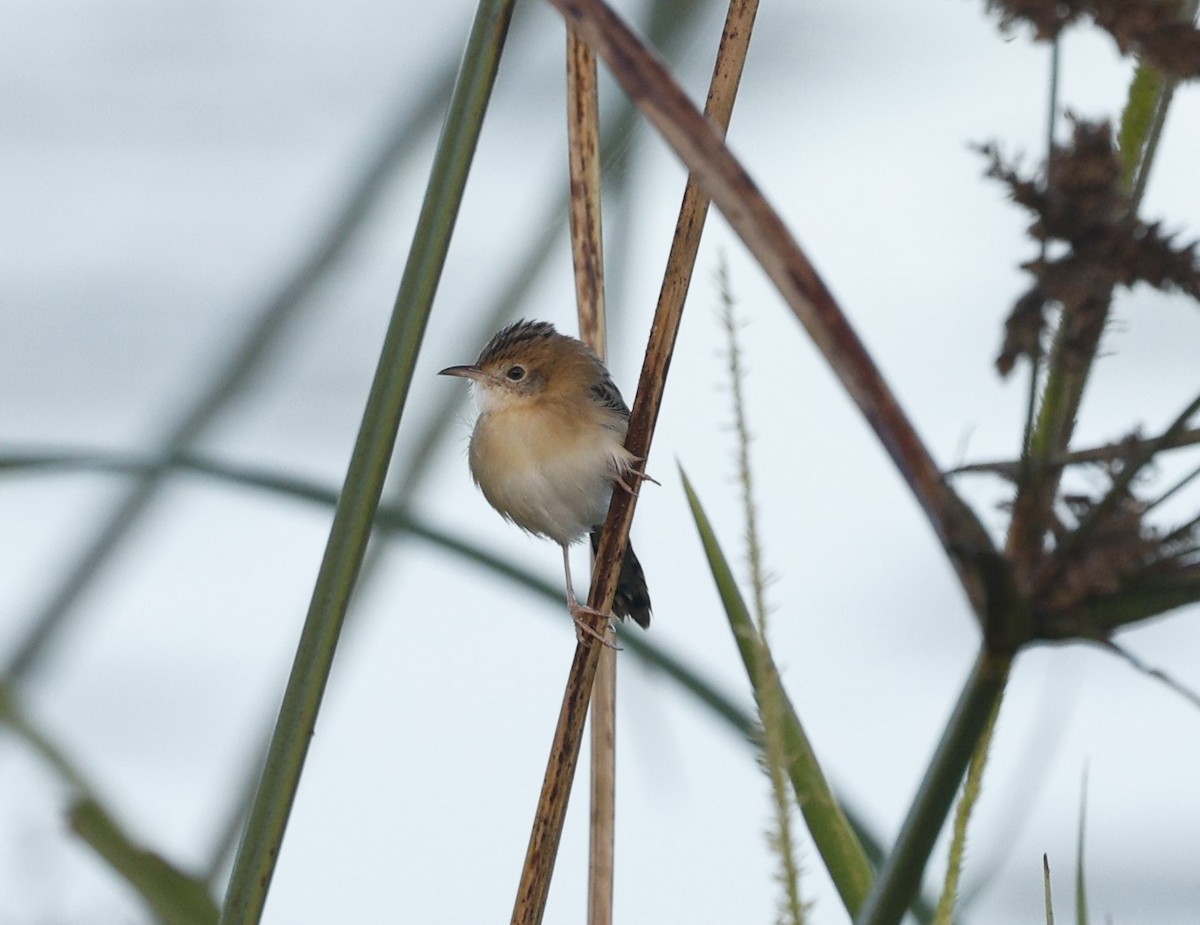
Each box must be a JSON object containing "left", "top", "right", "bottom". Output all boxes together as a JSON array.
[
  {"left": 615, "top": 460, "right": 661, "bottom": 496},
  {"left": 569, "top": 603, "right": 621, "bottom": 650}
]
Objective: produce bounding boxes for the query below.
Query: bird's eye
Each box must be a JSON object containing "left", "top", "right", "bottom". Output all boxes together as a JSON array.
[{"left": 506, "top": 365, "right": 526, "bottom": 381}]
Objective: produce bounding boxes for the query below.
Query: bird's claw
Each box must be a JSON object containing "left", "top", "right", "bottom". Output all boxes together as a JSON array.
[
  {"left": 616, "top": 461, "right": 660, "bottom": 496},
  {"left": 569, "top": 603, "right": 621, "bottom": 650}
]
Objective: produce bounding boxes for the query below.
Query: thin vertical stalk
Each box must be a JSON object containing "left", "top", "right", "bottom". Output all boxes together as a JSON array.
[
  {"left": 568, "top": 27, "right": 607, "bottom": 346},
  {"left": 216, "top": 2, "right": 517, "bottom": 921},
  {"left": 511, "top": 637, "right": 611, "bottom": 925},
  {"left": 1020, "top": 37, "right": 1058, "bottom": 462},
  {"left": 565, "top": 21, "right": 617, "bottom": 924}
]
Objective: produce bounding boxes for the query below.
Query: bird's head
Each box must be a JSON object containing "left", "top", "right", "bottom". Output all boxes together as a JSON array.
[{"left": 438, "top": 320, "right": 594, "bottom": 414}]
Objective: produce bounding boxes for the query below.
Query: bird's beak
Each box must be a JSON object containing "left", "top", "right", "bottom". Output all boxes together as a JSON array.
[{"left": 438, "top": 364, "right": 485, "bottom": 381}]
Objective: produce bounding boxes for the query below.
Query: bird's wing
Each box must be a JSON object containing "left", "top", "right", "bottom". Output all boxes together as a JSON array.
[{"left": 589, "top": 369, "right": 631, "bottom": 421}]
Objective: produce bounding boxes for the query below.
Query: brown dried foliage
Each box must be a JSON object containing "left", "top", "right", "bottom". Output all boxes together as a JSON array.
[
  {"left": 986, "top": 0, "right": 1200, "bottom": 79},
  {"left": 1027, "top": 460, "right": 1200, "bottom": 637},
  {"left": 981, "top": 119, "right": 1200, "bottom": 375},
  {"left": 1035, "top": 491, "right": 1158, "bottom": 614}
]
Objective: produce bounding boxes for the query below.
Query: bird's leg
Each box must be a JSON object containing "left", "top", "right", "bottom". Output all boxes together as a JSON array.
[
  {"left": 561, "top": 544, "right": 619, "bottom": 649},
  {"left": 614, "top": 457, "right": 661, "bottom": 497}
]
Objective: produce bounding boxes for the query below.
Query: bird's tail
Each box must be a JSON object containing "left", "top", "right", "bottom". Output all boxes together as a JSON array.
[{"left": 589, "top": 530, "right": 652, "bottom": 629}]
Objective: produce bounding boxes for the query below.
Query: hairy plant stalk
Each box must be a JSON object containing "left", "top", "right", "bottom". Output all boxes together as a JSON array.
[
  {"left": 719, "top": 262, "right": 804, "bottom": 924},
  {"left": 933, "top": 686, "right": 1004, "bottom": 924}
]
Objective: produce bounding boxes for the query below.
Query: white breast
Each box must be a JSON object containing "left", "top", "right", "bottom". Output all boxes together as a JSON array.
[{"left": 468, "top": 405, "right": 633, "bottom": 546}]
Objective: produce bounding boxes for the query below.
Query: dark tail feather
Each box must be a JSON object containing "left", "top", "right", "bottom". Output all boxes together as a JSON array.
[{"left": 589, "top": 530, "right": 652, "bottom": 629}]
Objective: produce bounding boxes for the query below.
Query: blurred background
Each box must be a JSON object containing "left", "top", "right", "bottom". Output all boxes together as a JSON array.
[{"left": 2, "top": 0, "right": 1199, "bottom": 922}]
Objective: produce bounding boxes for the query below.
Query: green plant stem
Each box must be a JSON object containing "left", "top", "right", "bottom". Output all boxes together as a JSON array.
[
  {"left": 856, "top": 649, "right": 1012, "bottom": 925},
  {"left": 216, "top": 2, "right": 516, "bottom": 922},
  {"left": 71, "top": 799, "right": 218, "bottom": 925},
  {"left": 1118, "top": 0, "right": 1200, "bottom": 211},
  {"left": 1, "top": 686, "right": 215, "bottom": 923},
  {"left": 1118, "top": 63, "right": 1169, "bottom": 201},
  {"left": 1013, "top": 22, "right": 1191, "bottom": 573},
  {"left": 1020, "top": 36, "right": 1058, "bottom": 463}
]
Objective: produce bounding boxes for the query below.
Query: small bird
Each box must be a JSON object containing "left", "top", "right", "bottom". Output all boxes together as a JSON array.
[{"left": 439, "top": 319, "right": 652, "bottom": 636}]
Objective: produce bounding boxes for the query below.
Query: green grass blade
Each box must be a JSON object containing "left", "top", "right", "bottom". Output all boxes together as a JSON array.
[
  {"left": 1075, "top": 770, "right": 1089, "bottom": 925},
  {"left": 1044, "top": 854, "right": 1055, "bottom": 925},
  {"left": 680, "top": 465, "right": 874, "bottom": 917},
  {"left": 216, "top": 2, "right": 518, "bottom": 922},
  {"left": 70, "top": 799, "right": 218, "bottom": 925}
]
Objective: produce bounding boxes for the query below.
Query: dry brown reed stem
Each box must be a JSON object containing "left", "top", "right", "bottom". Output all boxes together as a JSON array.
[
  {"left": 629, "top": 0, "right": 761, "bottom": 447},
  {"left": 565, "top": 25, "right": 618, "bottom": 925},
  {"left": 587, "top": 643, "right": 616, "bottom": 925},
  {"left": 510, "top": 25, "right": 615, "bottom": 925},
  {"left": 510, "top": 4, "right": 762, "bottom": 923},
  {"left": 547, "top": 0, "right": 998, "bottom": 622},
  {"left": 568, "top": 29, "right": 607, "bottom": 350}
]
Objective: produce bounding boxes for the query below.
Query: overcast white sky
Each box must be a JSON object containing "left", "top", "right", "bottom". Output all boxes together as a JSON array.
[{"left": 2, "top": 1, "right": 1199, "bottom": 923}]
